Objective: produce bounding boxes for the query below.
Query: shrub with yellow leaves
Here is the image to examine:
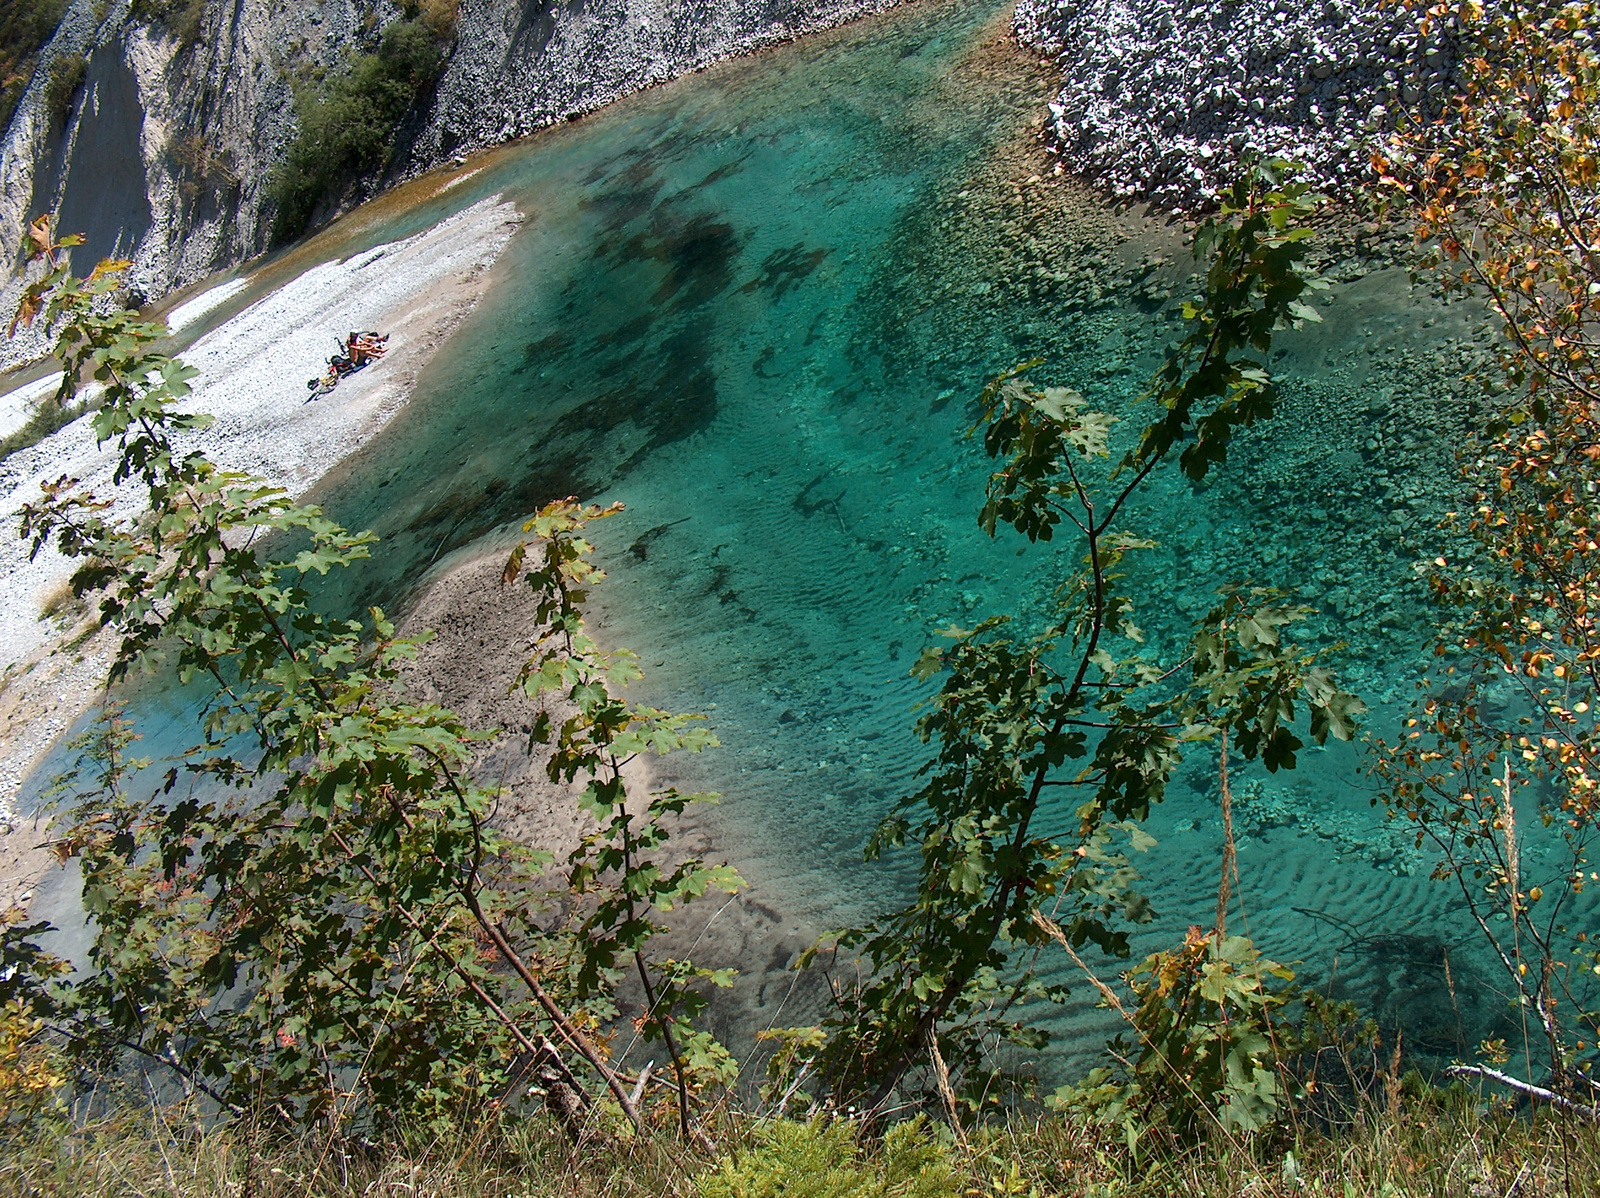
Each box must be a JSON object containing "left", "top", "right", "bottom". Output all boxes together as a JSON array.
[
  {"left": 0, "top": 904, "right": 67, "bottom": 1132},
  {"left": 0, "top": 1000, "right": 63, "bottom": 1124},
  {"left": 1375, "top": 0, "right": 1600, "bottom": 1119}
]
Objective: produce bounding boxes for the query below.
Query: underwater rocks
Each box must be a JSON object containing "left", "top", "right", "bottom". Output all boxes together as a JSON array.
[
  {"left": 1014, "top": 0, "right": 1463, "bottom": 205},
  {"left": 1228, "top": 777, "right": 1430, "bottom": 876},
  {"left": 902, "top": 136, "right": 1493, "bottom": 714}
]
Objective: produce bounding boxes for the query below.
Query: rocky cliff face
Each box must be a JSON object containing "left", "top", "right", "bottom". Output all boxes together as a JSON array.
[
  {"left": 0, "top": 0, "right": 904, "bottom": 368},
  {"left": 3, "top": 0, "right": 379, "bottom": 355}
]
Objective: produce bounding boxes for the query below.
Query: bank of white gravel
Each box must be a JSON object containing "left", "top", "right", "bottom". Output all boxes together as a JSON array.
[
  {"left": 0, "top": 195, "right": 521, "bottom": 801},
  {"left": 1014, "top": 0, "right": 1466, "bottom": 205},
  {"left": 0, "top": 372, "right": 67, "bottom": 442}
]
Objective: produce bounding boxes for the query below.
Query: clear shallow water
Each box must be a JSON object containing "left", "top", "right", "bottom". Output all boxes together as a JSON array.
[{"left": 23, "top": 0, "right": 1565, "bottom": 1076}]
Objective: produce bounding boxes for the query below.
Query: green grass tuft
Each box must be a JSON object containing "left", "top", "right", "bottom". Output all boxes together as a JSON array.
[{"left": 2, "top": 1093, "right": 1596, "bottom": 1198}]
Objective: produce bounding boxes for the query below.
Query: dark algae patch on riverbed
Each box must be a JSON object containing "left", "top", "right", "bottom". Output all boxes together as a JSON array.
[{"left": 307, "top": 0, "right": 1043, "bottom": 591}]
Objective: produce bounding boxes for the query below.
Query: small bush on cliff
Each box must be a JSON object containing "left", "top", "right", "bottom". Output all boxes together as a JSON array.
[
  {"left": 407, "top": 0, "right": 460, "bottom": 41},
  {"left": 128, "top": 0, "right": 207, "bottom": 46},
  {"left": 42, "top": 52, "right": 84, "bottom": 130},
  {"left": 166, "top": 131, "right": 240, "bottom": 204},
  {"left": 0, "top": 0, "right": 66, "bottom": 135},
  {"left": 269, "top": 18, "right": 451, "bottom": 244}
]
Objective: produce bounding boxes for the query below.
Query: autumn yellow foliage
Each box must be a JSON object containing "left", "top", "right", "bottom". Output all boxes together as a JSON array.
[
  {"left": 0, "top": 1001, "right": 62, "bottom": 1120},
  {"left": 1375, "top": 0, "right": 1600, "bottom": 1115}
]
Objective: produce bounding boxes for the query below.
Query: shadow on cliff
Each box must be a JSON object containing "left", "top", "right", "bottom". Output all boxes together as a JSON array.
[{"left": 27, "top": 42, "right": 151, "bottom": 277}]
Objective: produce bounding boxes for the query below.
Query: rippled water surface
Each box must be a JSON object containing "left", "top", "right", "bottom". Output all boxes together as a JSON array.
[{"left": 32, "top": 0, "right": 1548, "bottom": 1075}]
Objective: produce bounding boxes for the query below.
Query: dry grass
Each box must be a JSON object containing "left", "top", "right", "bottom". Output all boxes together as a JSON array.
[{"left": 3, "top": 1085, "right": 1597, "bottom": 1198}]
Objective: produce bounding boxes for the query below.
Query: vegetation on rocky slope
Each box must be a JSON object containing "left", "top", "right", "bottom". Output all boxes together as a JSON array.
[
  {"left": 269, "top": 3, "right": 459, "bottom": 243},
  {"left": 128, "top": 0, "right": 208, "bottom": 47},
  {"left": 0, "top": 0, "right": 67, "bottom": 136},
  {"left": 41, "top": 53, "right": 84, "bottom": 131}
]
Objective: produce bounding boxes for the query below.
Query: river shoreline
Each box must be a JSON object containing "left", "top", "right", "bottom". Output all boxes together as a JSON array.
[
  {"left": 0, "top": 195, "right": 522, "bottom": 909},
  {"left": 400, "top": 538, "right": 833, "bottom": 1069}
]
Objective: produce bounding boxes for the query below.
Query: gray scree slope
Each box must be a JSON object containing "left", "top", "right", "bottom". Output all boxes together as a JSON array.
[{"left": 1013, "top": 0, "right": 1460, "bottom": 204}]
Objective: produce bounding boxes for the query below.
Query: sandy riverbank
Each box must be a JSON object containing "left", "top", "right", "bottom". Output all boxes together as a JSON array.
[
  {"left": 402, "top": 540, "right": 832, "bottom": 1066},
  {"left": 0, "top": 195, "right": 523, "bottom": 908}
]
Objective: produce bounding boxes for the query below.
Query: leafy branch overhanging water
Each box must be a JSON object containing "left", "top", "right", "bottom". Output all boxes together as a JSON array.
[
  {"left": 2, "top": 213, "right": 741, "bottom": 1145},
  {"left": 792, "top": 163, "right": 1364, "bottom": 1133}
]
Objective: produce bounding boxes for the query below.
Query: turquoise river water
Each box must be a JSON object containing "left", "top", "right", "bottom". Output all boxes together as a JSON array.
[{"left": 24, "top": 0, "right": 1554, "bottom": 1079}]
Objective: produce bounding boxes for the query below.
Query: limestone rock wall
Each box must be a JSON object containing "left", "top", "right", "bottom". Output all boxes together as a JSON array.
[{"left": 1, "top": 0, "right": 412, "bottom": 367}]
